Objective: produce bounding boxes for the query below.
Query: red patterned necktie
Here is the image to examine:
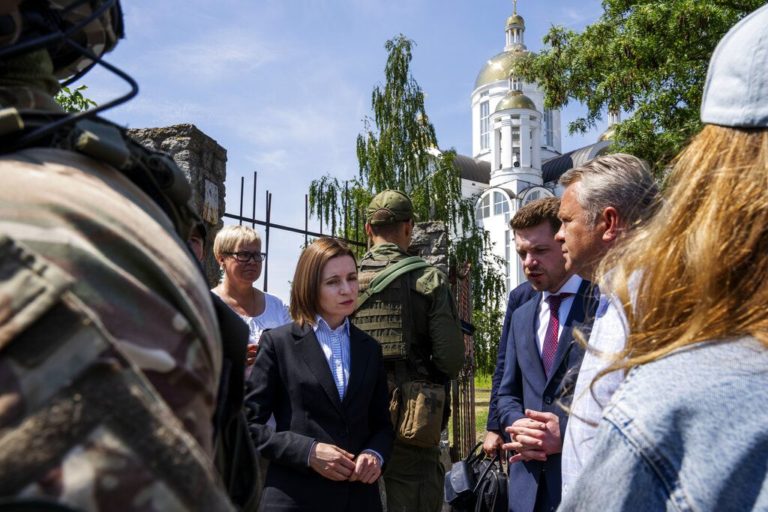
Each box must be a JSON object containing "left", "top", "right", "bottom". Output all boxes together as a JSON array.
[{"left": 542, "top": 293, "right": 571, "bottom": 377}]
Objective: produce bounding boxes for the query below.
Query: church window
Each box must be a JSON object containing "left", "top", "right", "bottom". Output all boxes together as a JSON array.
[
  {"left": 543, "top": 109, "right": 554, "bottom": 147},
  {"left": 493, "top": 191, "right": 510, "bottom": 220},
  {"left": 476, "top": 193, "right": 491, "bottom": 220},
  {"left": 480, "top": 101, "right": 490, "bottom": 150}
]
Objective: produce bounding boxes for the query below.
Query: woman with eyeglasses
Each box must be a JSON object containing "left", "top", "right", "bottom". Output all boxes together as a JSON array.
[{"left": 212, "top": 225, "right": 291, "bottom": 368}]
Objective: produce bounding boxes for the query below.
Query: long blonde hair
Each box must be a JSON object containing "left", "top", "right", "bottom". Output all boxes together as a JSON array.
[{"left": 600, "top": 125, "right": 768, "bottom": 374}]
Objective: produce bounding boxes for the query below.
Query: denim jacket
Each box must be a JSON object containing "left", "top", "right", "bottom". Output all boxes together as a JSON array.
[{"left": 559, "top": 336, "right": 768, "bottom": 511}]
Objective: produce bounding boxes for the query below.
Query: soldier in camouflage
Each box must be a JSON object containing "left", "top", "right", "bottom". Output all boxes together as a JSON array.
[
  {"left": 353, "top": 190, "right": 464, "bottom": 512},
  {"left": 0, "top": 2, "right": 233, "bottom": 510}
]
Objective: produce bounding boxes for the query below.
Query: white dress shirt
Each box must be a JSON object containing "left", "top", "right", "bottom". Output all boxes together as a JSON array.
[{"left": 536, "top": 274, "right": 584, "bottom": 355}]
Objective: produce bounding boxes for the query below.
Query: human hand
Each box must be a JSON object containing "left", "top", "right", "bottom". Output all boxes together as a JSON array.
[
  {"left": 482, "top": 431, "right": 503, "bottom": 457},
  {"left": 502, "top": 415, "right": 547, "bottom": 463},
  {"left": 246, "top": 344, "right": 257, "bottom": 366},
  {"left": 503, "top": 409, "right": 561, "bottom": 463},
  {"left": 349, "top": 451, "right": 381, "bottom": 484},
  {"left": 309, "top": 442, "right": 356, "bottom": 481}
]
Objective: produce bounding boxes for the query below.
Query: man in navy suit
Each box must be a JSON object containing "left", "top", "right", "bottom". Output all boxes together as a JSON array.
[
  {"left": 496, "top": 197, "right": 598, "bottom": 512},
  {"left": 483, "top": 280, "right": 535, "bottom": 456}
]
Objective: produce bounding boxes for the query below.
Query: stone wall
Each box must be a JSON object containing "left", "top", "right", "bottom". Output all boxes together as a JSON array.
[
  {"left": 410, "top": 221, "right": 449, "bottom": 275},
  {"left": 128, "top": 124, "right": 227, "bottom": 287}
]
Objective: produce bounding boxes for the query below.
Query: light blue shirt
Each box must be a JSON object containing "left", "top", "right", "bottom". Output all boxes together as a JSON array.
[
  {"left": 309, "top": 316, "right": 383, "bottom": 468},
  {"left": 314, "top": 316, "right": 351, "bottom": 399}
]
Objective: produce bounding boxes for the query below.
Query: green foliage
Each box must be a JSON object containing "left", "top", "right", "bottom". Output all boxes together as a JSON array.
[
  {"left": 309, "top": 35, "right": 506, "bottom": 366},
  {"left": 471, "top": 305, "right": 504, "bottom": 375},
  {"left": 54, "top": 85, "right": 97, "bottom": 113},
  {"left": 473, "top": 371, "right": 493, "bottom": 391},
  {"left": 515, "top": 0, "right": 764, "bottom": 174}
]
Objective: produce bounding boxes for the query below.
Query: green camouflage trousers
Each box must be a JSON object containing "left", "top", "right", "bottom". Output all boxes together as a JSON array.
[{"left": 384, "top": 441, "right": 444, "bottom": 512}]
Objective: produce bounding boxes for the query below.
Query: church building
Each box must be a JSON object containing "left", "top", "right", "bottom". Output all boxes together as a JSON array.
[{"left": 452, "top": 3, "right": 613, "bottom": 294}]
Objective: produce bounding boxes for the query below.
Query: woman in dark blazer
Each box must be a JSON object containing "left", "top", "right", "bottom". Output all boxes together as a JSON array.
[{"left": 246, "top": 237, "right": 394, "bottom": 511}]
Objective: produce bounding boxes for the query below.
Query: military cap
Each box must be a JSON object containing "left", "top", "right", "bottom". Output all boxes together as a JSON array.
[{"left": 366, "top": 190, "right": 416, "bottom": 225}]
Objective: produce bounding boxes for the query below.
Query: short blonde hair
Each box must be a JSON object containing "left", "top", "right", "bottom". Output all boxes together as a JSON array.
[
  {"left": 213, "top": 225, "right": 261, "bottom": 261},
  {"left": 290, "top": 237, "right": 356, "bottom": 326}
]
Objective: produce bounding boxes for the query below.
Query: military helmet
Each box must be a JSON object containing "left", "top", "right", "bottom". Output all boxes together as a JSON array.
[{"left": 0, "top": 0, "right": 124, "bottom": 81}]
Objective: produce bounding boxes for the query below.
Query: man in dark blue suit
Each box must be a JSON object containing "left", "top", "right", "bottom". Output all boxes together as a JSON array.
[
  {"left": 496, "top": 198, "right": 598, "bottom": 512},
  {"left": 483, "top": 280, "right": 535, "bottom": 456}
]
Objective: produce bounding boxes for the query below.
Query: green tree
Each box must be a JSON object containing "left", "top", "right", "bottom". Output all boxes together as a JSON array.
[
  {"left": 309, "top": 35, "right": 506, "bottom": 374},
  {"left": 515, "top": 0, "right": 764, "bottom": 174},
  {"left": 54, "top": 84, "right": 97, "bottom": 113}
]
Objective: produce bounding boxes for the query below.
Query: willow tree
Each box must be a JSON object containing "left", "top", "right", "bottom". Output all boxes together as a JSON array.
[
  {"left": 515, "top": 0, "right": 764, "bottom": 174},
  {"left": 309, "top": 35, "right": 506, "bottom": 373}
]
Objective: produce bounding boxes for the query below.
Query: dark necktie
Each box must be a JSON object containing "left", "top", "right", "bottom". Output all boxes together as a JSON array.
[{"left": 542, "top": 293, "right": 571, "bottom": 376}]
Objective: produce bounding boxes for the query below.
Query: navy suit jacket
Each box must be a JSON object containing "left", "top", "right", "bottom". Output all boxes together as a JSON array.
[
  {"left": 487, "top": 281, "right": 536, "bottom": 432},
  {"left": 246, "top": 322, "right": 394, "bottom": 512},
  {"left": 497, "top": 280, "right": 597, "bottom": 512}
]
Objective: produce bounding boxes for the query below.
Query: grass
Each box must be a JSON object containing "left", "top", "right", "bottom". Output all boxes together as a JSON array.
[
  {"left": 474, "top": 372, "right": 492, "bottom": 441},
  {"left": 475, "top": 372, "right": 493, "bottom": 390}
]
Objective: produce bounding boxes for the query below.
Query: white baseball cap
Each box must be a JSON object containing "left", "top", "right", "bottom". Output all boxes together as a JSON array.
[{"left": 701, "top": 4, "right": 768, "bottom": 128}]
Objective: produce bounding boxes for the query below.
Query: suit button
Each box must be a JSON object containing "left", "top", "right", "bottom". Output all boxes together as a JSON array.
[{"left": 544, "top": 396, "right": 553, "bottom": 405}]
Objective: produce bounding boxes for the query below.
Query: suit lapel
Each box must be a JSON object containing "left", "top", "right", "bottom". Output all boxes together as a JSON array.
[
  {"left": 518, "top": 293, "right": 547, "bottom": 388},
  {"left": 294, "top": 323, "right": 344, "bottom": 414},
  {"left": 545, "top": 280, "right": 596, "bottom": 387},
  {"left": 341, "top": 326, "right": 370, "bottom": 409}
]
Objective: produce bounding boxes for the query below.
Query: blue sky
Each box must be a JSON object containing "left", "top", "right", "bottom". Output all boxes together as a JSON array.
[{"left": 84, "top": 0, "right": 606, "bottom": 300}]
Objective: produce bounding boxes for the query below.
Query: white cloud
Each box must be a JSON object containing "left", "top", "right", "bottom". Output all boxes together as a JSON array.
[{"left": 150, "top": 29, "right": 280, "bottom": 84}]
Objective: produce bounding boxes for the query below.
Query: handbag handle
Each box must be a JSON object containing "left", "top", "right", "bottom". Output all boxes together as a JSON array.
[{"left": 471, "top": 451, "right": 501, "bottom": 495}]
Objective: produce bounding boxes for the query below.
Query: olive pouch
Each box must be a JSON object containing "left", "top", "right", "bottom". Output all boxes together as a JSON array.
[{"left": 393, "top": 380, "right": 445, "bottom": 448}]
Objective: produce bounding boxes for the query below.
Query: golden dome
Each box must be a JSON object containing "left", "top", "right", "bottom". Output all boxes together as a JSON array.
[
  {"left": 506, "top": 14, "right": 525, "bottom": 27},
  {"left": 474, "top": 48, "right": 527, "bottom": 90},
  {"left": 598, "top": 126, "right": 616, "bottom": 141},
  {"left": 495, "top": 90, "right": 537, "bottom": 112}
]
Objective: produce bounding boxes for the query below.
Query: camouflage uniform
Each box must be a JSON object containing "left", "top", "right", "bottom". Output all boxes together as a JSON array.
[
  {"left": 0, "top": 77, "right": 233, "bottom": 510},
  {"left": 355, "top": 242, "right": 464, "bottom": 512}
]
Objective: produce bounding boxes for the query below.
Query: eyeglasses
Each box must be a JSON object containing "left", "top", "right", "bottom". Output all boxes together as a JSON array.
[{"left": 224, "top": 251, "right": 267, "bottom": 263}]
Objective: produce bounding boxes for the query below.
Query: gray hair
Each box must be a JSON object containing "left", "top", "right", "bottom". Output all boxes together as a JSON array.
[{"left": 559, "top": 153, "right": 659, "bottom": 228}]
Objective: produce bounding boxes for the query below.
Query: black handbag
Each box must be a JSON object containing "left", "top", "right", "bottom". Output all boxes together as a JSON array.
[{"left": 444, "top": 442, "right": 508, "bottom": 512}]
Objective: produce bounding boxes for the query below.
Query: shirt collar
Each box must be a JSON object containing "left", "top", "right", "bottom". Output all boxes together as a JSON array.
[
  {"left": 314, "top": 315, "right": 351, "bottom": 336},
  {"left": 542, "top": 274, "right": 583, "bottom": 300}
]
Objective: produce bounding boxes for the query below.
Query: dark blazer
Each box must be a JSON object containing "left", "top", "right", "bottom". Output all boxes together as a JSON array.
[
  {"left": 246, "top": 321, "right": 394, "bottom": 512},
  {"left": 210, "top": 293, "right": 260, "bottom": 509},
  {"left": 497, "top": 279, "right": 597, "bottom": 512},
  {"left": 487, "top": 281, "right": 536, "bottom": 432}
]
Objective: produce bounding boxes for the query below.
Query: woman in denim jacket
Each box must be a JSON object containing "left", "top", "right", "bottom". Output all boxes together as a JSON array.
[{"left": 560, "top": 5, "right": 768, "bottom": 511}]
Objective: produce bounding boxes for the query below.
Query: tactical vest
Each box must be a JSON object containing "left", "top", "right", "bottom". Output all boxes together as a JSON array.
[{"left": 354, "top": 256, "right": 437, "bottom": 386}]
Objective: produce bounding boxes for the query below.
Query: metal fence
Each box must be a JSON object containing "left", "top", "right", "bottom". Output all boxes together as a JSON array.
[
  {"left": 222, "top": 172, "right": 366, "bottom": 293},
  {"left": 224, "top": 172, "right": 476, "bottom": 460}
]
